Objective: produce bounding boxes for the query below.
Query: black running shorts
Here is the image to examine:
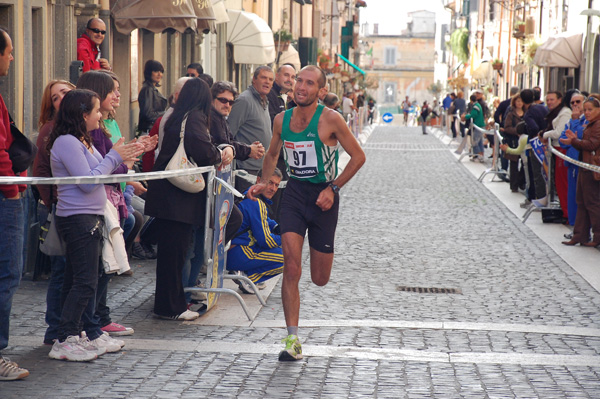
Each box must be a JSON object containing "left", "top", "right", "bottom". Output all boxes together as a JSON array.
[{"left": 279, "top": 178, "right": 339, "bottom": 253}]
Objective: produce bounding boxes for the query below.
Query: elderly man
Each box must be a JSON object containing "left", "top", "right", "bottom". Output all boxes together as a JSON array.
[
  {"left": 77, "top": 18, "right": 111, "bottom": 72},
  {"left": 228, "top": 66, "right": 274, "bottom": 192}
]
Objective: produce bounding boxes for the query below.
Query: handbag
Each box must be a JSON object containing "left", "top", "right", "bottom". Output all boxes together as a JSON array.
[
  {"left": 39, "top": 210, "right": 66, "bottom": 256},
  {"left": 8, "top": 113, "right": 38, "bottom": 173},
  {"left": 165, "top": 114, "right": 205, "bottom": 193}
]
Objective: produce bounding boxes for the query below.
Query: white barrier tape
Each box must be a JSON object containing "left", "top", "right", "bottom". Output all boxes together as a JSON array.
[
  {"left": 214, "top": 176, "right": 244, "bottom": 198},
  {"left": 550, "top": 147, "right": 600, "bottom": 174},
  {"left": 0, "top": 165, "right": 214, "bottom": 185},
  {"left": 234, "top": 169, "right": 288, "bottom": 188}
]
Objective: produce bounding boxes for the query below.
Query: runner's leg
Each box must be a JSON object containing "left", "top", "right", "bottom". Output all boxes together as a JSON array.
[
  {"left": 309, "top": 248, "right": 334, "bottom": 286},
  {"left": 281, "top": 232, "right": 304, "bottom": 328}
]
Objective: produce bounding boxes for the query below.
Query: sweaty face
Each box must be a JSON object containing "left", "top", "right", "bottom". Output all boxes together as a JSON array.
[
  {"left": 0, "top": 32, "right": 14, "bottom": 77},
  {"left": 213, "top": 91, "right": 235, "bottom": 117},
  {"left": 50, "top": 83, "right": 72, "bottom": 112},
  {"left": 293, "top": 69, "right": 324, "bottom": 107},
  {"left": 86, "top": 20, "right": 106, "bottom": 46},
  {"left": 252, "top": 70, "right": 274, "bottom": 97},
  {"left": 276, "top": 66, "right": 296, "bottom": 93}
]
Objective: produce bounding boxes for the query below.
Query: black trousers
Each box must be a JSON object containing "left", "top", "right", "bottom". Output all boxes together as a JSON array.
[{"left": 153, "top": 218, "right": 193, "bottom": 317}]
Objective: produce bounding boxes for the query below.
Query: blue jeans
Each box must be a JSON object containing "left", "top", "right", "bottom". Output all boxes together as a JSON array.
[
  {"left": 55, "top": 214, "right": 104, "bottom": 342},
  {"left": 44, "top": 254, "right": 66, "bottom": 343},
  {"left": 182, "top": 225, "right": 205, "bottom": 303},
  {"left": 0, "top": 192, "right": 24, "bottom": 351}
]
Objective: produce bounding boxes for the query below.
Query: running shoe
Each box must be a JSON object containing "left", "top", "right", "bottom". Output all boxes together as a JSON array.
[
  {"left": 155, "top": 310, "right": 200, "bottom": 321},
  {"left": 0, "top": 356, "right": 29, "bottom": 381},
  {"left": 48, "top": 336, "right": 97, "bottom": 362},
  {"left": 278, "top": 335, "right": 303, "bottom": 361},
  {"left": 101, "top": 322, "right": 134, "bottom": 336}
]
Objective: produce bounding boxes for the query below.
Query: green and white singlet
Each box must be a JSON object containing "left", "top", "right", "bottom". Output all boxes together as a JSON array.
[{"left": 281, "top": 104, "right": 338, "bottom": 184}]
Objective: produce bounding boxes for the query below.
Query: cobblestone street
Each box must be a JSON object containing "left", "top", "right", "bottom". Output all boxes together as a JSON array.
[{"left": 3, "top": 125, "right": 600, "bottom": 398}]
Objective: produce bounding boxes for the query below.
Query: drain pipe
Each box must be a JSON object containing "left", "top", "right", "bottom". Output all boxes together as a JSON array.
[{"left": 99, "top": 0, "right": 110, "bottom": 62}]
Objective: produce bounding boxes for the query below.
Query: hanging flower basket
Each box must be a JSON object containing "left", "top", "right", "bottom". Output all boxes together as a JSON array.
[{"left": 492, "top": 62, "right": 503, "bottom": 71}]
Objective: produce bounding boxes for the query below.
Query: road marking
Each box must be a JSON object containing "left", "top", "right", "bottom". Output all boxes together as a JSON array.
[
  {"left": 251, "top": 319, "right": 600, "bottom": 338},
  {"left": 12, "top": 336, "right": 599, "bottom": 367}
]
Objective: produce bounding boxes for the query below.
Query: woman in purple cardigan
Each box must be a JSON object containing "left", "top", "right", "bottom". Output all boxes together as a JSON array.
[{"left": 47, "top": 89, "right": 143, "bottom": 362}]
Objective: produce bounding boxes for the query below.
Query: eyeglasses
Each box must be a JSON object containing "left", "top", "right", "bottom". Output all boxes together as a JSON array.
[
  {"left": 216, "top": 97, "right": 235, "bottom": 106},
  {"left": 88, "top": 28, "right": 106, "bottom": 35},
  {"left": 571, "top": 100, "right": 582, "bottom": 105}
]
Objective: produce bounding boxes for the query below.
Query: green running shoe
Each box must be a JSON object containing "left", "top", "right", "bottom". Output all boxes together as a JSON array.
[{"left": 278, "top": 334, "right": 303, "bottom": 361}]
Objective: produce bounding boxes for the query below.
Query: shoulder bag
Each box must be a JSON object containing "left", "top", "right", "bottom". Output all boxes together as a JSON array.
[
  {"left": 39, "top": 209, "right": 66, "bottom": 256},
  {"left": 165, "top": 115, "right": 206, "bottom": 193}
]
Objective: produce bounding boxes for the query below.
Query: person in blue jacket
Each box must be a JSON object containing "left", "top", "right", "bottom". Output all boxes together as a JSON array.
[
  {"left": 227, "top": 168, "right": 284, "bottom": 292},
  {"left": 559, "top": 92, "right": 588, "bottom": 226}
]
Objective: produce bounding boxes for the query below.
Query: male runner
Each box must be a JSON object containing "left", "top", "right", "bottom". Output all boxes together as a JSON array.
[{"left": 247, "top": 66, "right": 366, "bottom": 361}]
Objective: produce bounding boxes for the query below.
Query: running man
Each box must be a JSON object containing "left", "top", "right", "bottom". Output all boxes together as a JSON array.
[
  {"left": 401, "top": 95, "right": 411, "bottom": 125},
  {"left": 247, "top": 66, "right": 366, "bottom": 361}
]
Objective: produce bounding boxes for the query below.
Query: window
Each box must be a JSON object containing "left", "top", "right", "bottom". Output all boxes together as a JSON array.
[
  {"left": 384, "top": 82, "right": 396, "bottom": 103},
  {"left": 384, "top": 46, "right": 397, "bottom": 66}
]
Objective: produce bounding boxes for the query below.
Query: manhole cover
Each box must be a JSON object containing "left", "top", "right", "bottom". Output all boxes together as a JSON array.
[{"left": 397, "top": 286, "right": 463, "bottom": 294}]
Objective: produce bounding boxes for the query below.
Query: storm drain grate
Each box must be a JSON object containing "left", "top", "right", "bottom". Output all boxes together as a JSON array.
[{"left": 397, "top": 286, "right": 463, "bottom": 294}]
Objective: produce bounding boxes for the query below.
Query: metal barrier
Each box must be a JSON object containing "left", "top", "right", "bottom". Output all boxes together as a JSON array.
[{"left": 477, "top": 123, "right": 508, "bottom": 182}]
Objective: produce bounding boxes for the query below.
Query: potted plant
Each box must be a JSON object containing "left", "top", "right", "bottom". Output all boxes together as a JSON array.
[
  {"left": 273, "top": 29, "right": 293, "bottom": 52},
  {"left": 513, "top": 21, "right": 526, "bottom": 38},
  {"left": 492, "top": 58, "right": 503, "bottom": 70},
  {"left": 318, "top": 49, "right": 331, "bottom": 69}
]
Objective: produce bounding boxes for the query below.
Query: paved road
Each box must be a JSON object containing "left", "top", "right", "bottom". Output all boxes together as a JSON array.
[{"left": 3, "top": 125, "right": 600, "bottom": 398}]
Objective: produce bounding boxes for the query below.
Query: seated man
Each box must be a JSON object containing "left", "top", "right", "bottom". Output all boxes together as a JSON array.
[{"left": 227, "top": 169, "right": 284, "bottom": 293}]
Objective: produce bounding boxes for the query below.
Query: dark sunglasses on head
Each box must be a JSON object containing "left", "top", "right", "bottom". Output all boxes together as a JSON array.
[
  {"left": 88, "top": 28, "right": 106, "bottom": 35},
  {"left": 216, "top": 97, "right": 235, "bottom": 106}
]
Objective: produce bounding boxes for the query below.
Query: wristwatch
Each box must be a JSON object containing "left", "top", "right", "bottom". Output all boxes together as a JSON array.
[{"left": 328, "top": 182, "right": 340, "bottom": 194}]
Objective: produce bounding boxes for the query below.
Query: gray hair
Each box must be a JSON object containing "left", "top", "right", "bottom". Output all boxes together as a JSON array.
[{"left": 253, "top": 65, "right": 273, "bottom": 80}]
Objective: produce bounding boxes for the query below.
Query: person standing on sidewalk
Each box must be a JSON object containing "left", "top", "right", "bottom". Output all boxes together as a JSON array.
[
  {"left": 0, "top": 27, "right": 30, "bottom": 381},
  {"left": 247, "top": 66, "right": 365, "bottom": 361}
]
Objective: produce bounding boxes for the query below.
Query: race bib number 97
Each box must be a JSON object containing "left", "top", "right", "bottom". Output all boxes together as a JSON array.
[{"left": 284, "top": 140, "right": 318, "bottom": 179}]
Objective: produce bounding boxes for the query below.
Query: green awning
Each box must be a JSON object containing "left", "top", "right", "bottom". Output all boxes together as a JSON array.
[{"left": 336, "top": 53, "right": 366, "bottom": 76}]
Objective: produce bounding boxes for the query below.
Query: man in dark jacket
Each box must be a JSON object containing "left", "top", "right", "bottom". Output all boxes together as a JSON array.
[
  {"left": 521, "top": 88, "right": 549, "bottom": 203},
  {"left": 267, "top": 64, "right": 296, "bottom": 125}
]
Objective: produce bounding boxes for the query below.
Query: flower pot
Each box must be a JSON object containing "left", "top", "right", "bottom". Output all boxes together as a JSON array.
[
  {"left": 275, "top": 41, "right": 290, "bottom": 52},
  {"left": 492, "top": 63, "right": 503, "bottom": 71}
]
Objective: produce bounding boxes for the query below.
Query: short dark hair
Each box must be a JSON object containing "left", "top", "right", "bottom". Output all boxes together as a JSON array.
[
  {"left": 258, "top": 168, "right": 283, "bottom": 179},
  {"left": 143, "top": 60, "right": 164, "bottom": 83},
  {"left": 520, "top": 89, "right": 534, "bottom": 105},
  {"left": 533, "top": 87, "right": 541, "bottom": 101},
  {"left": 253, "top": 65, "right": 273, "bottom": 80},
  {"left": 211, "top": 81, "right": 238, "bottom": 99},
  {"left": 323, "top": 93, "right": 339, "bottom": 107},
  {"left": 48, "top": 89, "right": 99, "bottom": 151},
  {"left": 198, "top": 73, "right": 213, "bottom": 88},
  {"left": 469, "top": 94, "right": 477, "bottom": 102},
  {"left": 546, "top": 90, "right": 563, "bottom": 100},
  {"left": 187, "top": 62, "right": 203, "bottom": 75},
  {"left": 0, "top": 28, "right": 9, "bottom": 55}
]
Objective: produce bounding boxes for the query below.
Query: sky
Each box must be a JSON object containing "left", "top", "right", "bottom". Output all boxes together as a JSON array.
[{"left": 359, "top": 0, "right": 450, "bottom": 35}]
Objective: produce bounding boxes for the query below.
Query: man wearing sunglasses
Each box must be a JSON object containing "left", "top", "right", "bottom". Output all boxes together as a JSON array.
[{"left": 77, "top": 18, "right": 111, "bottom": 72}]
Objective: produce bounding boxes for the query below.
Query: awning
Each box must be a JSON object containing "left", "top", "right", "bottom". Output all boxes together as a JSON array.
[
  {"left": 336, "top": 53, "right": 366, "bottom": 75},
  {"left": 191, "top": 0, "right": 217, "bottom": 34},
  {"left": 278, "top": 45, "right": 301, "bottom": 71},
  {"left": 211, "top": 0, "right": 229, "bottom": 24},
  {"left": 226, "top": 10, "right": 275, "bottom": 65},
  {"left": 533, "top": 33, "right": 583, "bottom": 68},
  {"left": 111, "top": 0, "right": 215, "bottom": 35}
]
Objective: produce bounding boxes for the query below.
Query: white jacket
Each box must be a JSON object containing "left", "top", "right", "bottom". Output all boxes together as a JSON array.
[
  {"left": 102, "top": 200, "right": 130, "bottom": 275},
  {"left": 543, "top": 107, "right": 572, "bottom": 146}
]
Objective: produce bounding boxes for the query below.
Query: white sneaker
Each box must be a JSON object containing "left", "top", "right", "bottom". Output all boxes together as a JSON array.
[
  {"left": 78, "top": 336, "right": 108, "bottom": 357},
  {"left": 99, "top": 332, "right": 125, "bottom": 349},
  {"left": 91, "top": 333, "right": 123, "bottom": 353},
  {"left": 156, "top": 309, "right": 200, "bottom": 321},
  {"left": 48, "top": 336, "right": 97, "bottom": 362}
]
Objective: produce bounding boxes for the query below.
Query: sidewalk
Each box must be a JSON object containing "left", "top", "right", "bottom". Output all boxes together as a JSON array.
[{"left": 429, "top": 125, "right": 600, "bottom": 293}]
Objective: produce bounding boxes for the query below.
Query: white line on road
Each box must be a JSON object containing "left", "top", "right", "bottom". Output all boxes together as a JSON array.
[{"left": 11, "top": 336, "right": 600, "bottom": 367}]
